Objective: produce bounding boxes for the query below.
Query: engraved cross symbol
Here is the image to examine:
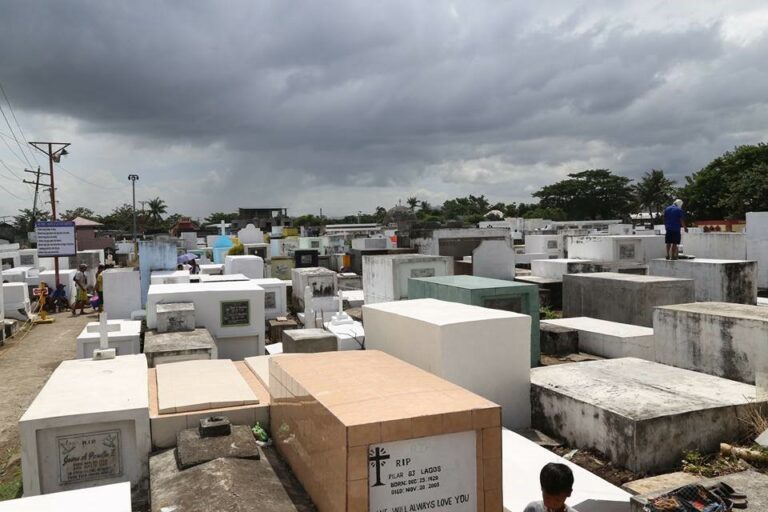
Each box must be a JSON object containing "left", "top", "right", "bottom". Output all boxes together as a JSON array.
[{"left": 368, "top": 446, "right": 390, "bottom": 487}]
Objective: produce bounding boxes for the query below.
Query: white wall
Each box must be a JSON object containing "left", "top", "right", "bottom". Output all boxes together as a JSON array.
[{"left": 472, "top": 239, "right": 515, "bottom": 280}]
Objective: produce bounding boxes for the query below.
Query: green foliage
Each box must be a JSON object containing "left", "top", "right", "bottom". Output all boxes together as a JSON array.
[
  {"left": 60, "top": 207, "right": 95, "bottom": 221},
  {"left": 522, "top": 207, "right": 567, "bottom": 221},
  {"left": 533, "top": 169, "right": 635, "bottom": 220},
  {"left": 635, "top": 169, "right": 676, "bottom": 222},
  {"left": 680, "top": 143, "right": 768, "bottom": 220},
  {"left": 539, "top": 306, "right": 561, "bottom": 320},
  {"left": 406, "top": 196, "right": 419, "bottom": 211},
  {"left": 0, "top": 468, "right": 22, "bottom": 501},
  {"left": 228, "top": 240, "right": 244, "bottom": 255},
  {"left": 252, "top": 422, "right": 269, "bottom": 442},
  {"left": 13, "top": 208, "right": 50, "bottom": 237},
  {"left": 293, "top": 214, "right": 324, "bottom": 227},
  {"left": 441, "top": 194, "right": 491, "bottom": 221},
  {"left": 681, "top": 450, "right": 744, "bottom": 478},
  {"left": 145, "top": 197, "right": 167, "bottom": 225},
  {"left": 98, "top": 203, "right": 135, "bottom": 231},
  {"left": 204, "top": 211, "right": 238, "bottom": 224}
]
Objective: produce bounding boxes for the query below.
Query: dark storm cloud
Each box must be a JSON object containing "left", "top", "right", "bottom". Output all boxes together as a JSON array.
[{"left": 1, "top": 1, "right": 767, "bottom": 215}]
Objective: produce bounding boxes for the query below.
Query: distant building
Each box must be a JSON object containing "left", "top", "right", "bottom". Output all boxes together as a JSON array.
[
  {"left": 232, "top": 208, "right": 289, "bottom": 232},
  {"left": 169, "top": 217, "right": 200, "bottom": 237},
  {"left": 71, "top": 216, "right": 115, "bottom": 251}
]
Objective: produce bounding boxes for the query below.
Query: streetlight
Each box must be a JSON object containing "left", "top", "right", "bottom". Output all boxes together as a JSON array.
[{"left": 128, "top": 174, "right": 139, "bottom": 244}]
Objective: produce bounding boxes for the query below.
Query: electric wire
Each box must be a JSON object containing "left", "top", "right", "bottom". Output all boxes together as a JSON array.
[{"left": 0, "top": 80, "right": 36, "bottom": 168}]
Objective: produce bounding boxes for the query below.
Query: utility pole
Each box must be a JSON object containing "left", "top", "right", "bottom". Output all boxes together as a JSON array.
[
  {"left": 23, "top": 166, "right": 51, "bottom": 226},
  {"left": 128, "top": 174, "right": 139, "bottom": 244},
  {"left": 29, "top": 142, "right": 70, "bottom": 287}
]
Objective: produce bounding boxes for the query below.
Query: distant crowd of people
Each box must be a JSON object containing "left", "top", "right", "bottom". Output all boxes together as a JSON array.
[{"left": 34, "top": 263, "right": 107, "bottom": 315}]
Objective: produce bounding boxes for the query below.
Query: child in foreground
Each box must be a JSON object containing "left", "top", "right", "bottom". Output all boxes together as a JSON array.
[{"left": 523, "top": 463, "right": 576, "bottom": 512}]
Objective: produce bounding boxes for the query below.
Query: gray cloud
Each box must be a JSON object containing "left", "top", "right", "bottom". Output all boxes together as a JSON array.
[{"left": 0, "top": 1, "right": 767, "bottom": 217}]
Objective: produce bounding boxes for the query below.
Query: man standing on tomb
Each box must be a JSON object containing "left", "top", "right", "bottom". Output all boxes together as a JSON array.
[
  {"left": 71, "top": 263, "right": 90, "bottom": 316},
  {"left": 663, "top": 199, "right": 686, "bottom": 260}
]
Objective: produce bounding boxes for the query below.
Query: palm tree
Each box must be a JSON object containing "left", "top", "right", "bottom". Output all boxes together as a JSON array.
[
  {"left": 146, "top": 197, "right": 167, "bottom": 225},
  {"left": 635, "top": 170, "right": 676, "bottom": 222},
  {"left": 406, "top": 196, "right": 419, "bottom": 211}
]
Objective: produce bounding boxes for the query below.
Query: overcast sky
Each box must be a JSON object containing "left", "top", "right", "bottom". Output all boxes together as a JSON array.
[{"left": 1, "top": 1, "right": 767, "bottom": 220}]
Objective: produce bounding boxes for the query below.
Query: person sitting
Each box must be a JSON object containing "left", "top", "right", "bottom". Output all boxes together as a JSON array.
[
  {"left": 524, "top": 463, "right": 576, "bottom": 512},
  {"left": 51, "top": 284, "right": 69, "bottom": 312}
]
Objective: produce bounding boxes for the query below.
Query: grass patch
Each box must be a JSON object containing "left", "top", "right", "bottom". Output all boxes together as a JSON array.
[
  {"left": 0, "top": 467, "right": 22, "bottom": 501},
  {"left": 681, "top": 449, "right": 745, "bottom": 478}
]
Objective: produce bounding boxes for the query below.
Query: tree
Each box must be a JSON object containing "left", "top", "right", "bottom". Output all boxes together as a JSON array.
[
  {"left": 719, "top": 162, "right": 768, "bottom": 219},
  {"left": 13, "top": 208, "right": 50, "bottom": 237},
  {"left": 204, "top": 211, "right": 238, "bottom": 225},
  {"left": 522, "top": 207, "right": 568, "bottom": 221},
  {"left": 61, "top": 207, "right": 95, "bottom": 221},
  {"left": 679, "top": 143, "right": 768, "bottom": 220},
  {"left": 406, "top": 197, "right": 419, "bottom": 211},
  {"left": 293, "top": 214, "right": 324, "bottom": 227},
  {"left": 634, "top": 170, "right": 676, "bottom": 222},
  {"left": 533, "top": 169, "right": 635, "bottom": 220},
  {"left": 374, "top": 206, "right": 387, "bottom": 224},
  {"left": 146, "top": 197, "right": 167, "bottom": 225},
  {"left": 98, "top": 203, "right": 135, "bottom": 231},
  {"left": 441, "top": 195, "right": 491, "bottom": 220}
]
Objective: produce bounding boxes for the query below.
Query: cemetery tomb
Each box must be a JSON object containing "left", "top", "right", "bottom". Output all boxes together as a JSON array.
[
  {"left": 19, "top": 354, "right": 151, "bottom": 501},
  {"left": 1, "top": 266, "right": 34, "bottom": 284},
  {"left": 179, "top": 231, "right": 198, "bottom": 250},
  {"left": 299, "top": 236, "right": 323, "bottom": 250},
  {"left": 293, "top": 248, "right": 319, "bottom": 268},
  {"left": 351, "top": 237, "right": 387, "bottom": 250},
  {"left": 531, "top": 357, "right": 764, "bottom": 473},
  {"left": 408, "top": 275, "right": 540, "bottom": 367},
  {"left": 0, "top": 280, "right": 4, "bottom": 343},
  {"left": 252, "top": 278, "right": 288, "bottom": 320},
  {"left": 138, "top": 240, "right": 178, "bottom": 305},
  {"left": 524, "top": 234, "right": 563, "bottom": 258},
  {"left": 30, "top": 269, "right": 78, "bottom": 303},
  {"left": 281, "top": 328, "right": 337, "bottom": 353},
  {"left": 198, "top": 263, "right": 224, "bottom": 275},
  {"left": 514, "top": 252, "right": 549, "bottom": 265},
  {"left": 291, "top": 266, "right": 337, "bottom": 310},
  {"left": 648, "top": 258, "right": 757, "bottom": 304},
  {"left": 270, "top": 350, "right": 502, "bottom": 512},
  {"left": 563, "top": 272, "right": 694, "bottom": 327},
  {"left": 683, "top": 232, "right": 747, "bottom": 260},
  {"left": 541, "top": 317, "right": 655, "bottom": 360},
  {"left": 337, "top": 272, "right": 362, "bottom": 290},
  {"left": 530, "top": 258, "right": 605, "bottom": 280},
  {"left": 103, "top": 269, "right": 141, "bottom": 320},
  {"left": 0, "top": 482, "right": 131, "bottom": 512},
  {"left": 654, "top": 302, "right": 768, "bottom": 384},
  {"left": 237, "top": 223, "right": 264, "bottom": 244},
  {"left": 243, "top": 242, "right": 270, "bottom": 260},
  {"left": 198, "top": 273, "right": 249, "bottom": 283},
  {"left": 539, "top": 322, "right": 579, "bottom": 356},
  {"left": 746, "top": 211, "right": 768, "bottom": 288},
  {"left": 155, "top": 303, "right": 195, "bottom": 333},
  {"left": 76, "top": 318, "right": 142, "bottom": 359},
  {"left": 269, "top": 256, "right": 294, "bottom": 280},
  {"left": 502, "top": 429, "right": 630, "bottom": 512},
  {"left": 342, "top": 288, "right": 364, "bottom": 307},
  {"left": 149, "top": 270, "right": 191, "bottom": 285},
  {"left": 146, "top": 281, "right": 265, "bottom": 360},
  {"left": 324, "top": 318, "right": 365, "bottom": 350},
  {"left": 224, "top": 254, "right": 264, "bottom": 279},
  {"left": 607, "top": 223, "right": 634, "bottom": 235},
  {"left": 143, "top": 328, "right": 217, "bottom": 367},
  {"left": 0, "top": 245, "right": 20, "bottom": 269},
  {"left": 471, "top": 239, "right": 516, "bottom": 280},
  {"left": 148, "top": 359, "right": 270, "bottom": 449},
  {"left": 364, "top": 298, "right": 531, "bottom": 429},
  {"left": 3, "top": 282, "right": 30, "bottom": 321},
  {"left": 18, "top": 248, "right": 38, "bottom": 268},
  {"left": 363, "top": 253, "right": 453, "bottom": 304},
  {"left": 567, "top": 235, "right": 665, "bottom": 264},
  {"left": 268, "top": 318, "right": 297, "bottom": 343}
]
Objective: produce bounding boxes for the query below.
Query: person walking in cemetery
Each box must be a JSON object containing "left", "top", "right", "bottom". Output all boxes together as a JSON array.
[
  {"left": 95, "top": 264, "right": 105, "bottom": 312},
  {"left": 523, "top": 463, "right": 576, "bottom": 512},
  {"left": 663, "top": 199, "right": 686, "bottom": 260},
  {"left": 71, "top": 263, "right": 90, "bottom": 316}
]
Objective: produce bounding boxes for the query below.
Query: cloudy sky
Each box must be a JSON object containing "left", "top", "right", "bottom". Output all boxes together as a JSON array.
[{"left": 1, "top": 1, "right": 767, "bottom": 220}]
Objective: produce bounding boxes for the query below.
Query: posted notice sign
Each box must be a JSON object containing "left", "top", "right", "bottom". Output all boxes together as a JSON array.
[{"left": 36, "top": 221, "right": 76, "bottom": 257}]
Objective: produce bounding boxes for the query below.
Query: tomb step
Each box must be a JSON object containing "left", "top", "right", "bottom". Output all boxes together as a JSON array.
[{"left": 542, "top": 317, "right": 654, "bottom": 360}]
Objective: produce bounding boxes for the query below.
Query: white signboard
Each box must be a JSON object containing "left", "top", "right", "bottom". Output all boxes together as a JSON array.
[
  {"left": 36, "top": 221, "right": 76, "bottom": 257},
  {"left": 368, "top": 430, "right": 477, "bottom": 512}
]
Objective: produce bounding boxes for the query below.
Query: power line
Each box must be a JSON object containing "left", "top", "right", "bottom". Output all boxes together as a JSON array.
[
  {"left": 0, "top": 181, "right": 23, "bottom": 200},
  {"left": 56, "top": 162, "right": 122, "bottom": 190},
  {"left": 0, "top": 128, "right": 30, "bottom": 167},
  {"left": 0, "top": 81, "right": 36, "bottom": 168}
]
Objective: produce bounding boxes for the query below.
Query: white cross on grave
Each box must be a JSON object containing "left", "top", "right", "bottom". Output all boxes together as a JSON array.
[
  {"left": 219, "top": 220, "right": 227, "bottom": 236},
  {"left": 330, "top": 290, "right": 353, "bottom": 325},
  {"left": 89, "top": 313, "right": 120, "bottom": 360}
]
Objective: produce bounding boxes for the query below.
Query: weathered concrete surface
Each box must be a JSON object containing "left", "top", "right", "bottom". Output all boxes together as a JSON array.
[
  {"left": 176, "top": 425, "right": 260, "bottom": 470},
  {"left": 281, "top": 328, "right": 337, "bottom": 353},
  {"left": 542, "top": 317, "right": 655, "bottom": 360},
  {"left": 630, "top": 470, "right": 768, "bottom": 511},
  {"left": 150, "top": 447, "right": 315, "bottom": 512},
  {"left": 540, "top": 322, "right": 579, "bottom": 356},
  {"left": 144, "top": 328, "right": 217, "bottom": 367},
  {"left": 530, "top": 258, "right": 605, "bottom": 280},
  {"left": 648, "top": 258, "right": 758, "bottom": 304},
  {"left": 531, "top": 357, "right": 765, "bottom": 473},
  {"left": 622, "top": 472, "right": 699, "bottom": 496},
  {"left": 682, "top": 232, "right": 747, "bottom": 260},
  {"left": 653, "top": 302, "right": 768, "bottom": 384},
  {"left": 563, "top": 272, "right": 694, "bottom": 326}
]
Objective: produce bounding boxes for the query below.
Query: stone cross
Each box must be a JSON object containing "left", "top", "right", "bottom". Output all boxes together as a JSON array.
[
  {"left": 93, "top": 313, "right": 121, "bottom": 350},
  {"left": 330, "top": 290, "right": 353, "bottom": 325},
  {"left": 219, "top": 220, "right": 226, "bottom": 236},
  {"left": 304, "top": 285, "right": 315, "bottom": 327}
]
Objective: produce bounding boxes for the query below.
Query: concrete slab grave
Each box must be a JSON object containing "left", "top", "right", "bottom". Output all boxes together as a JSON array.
[
  {"left": 0, "top": 482, "right": 131, "bottom": 512},
  {"left": 252, "top": 278, "right": 289, "bottom": 320},
  {"left": 531, "top": 357, "right": 765, "bottom": 473},
  {"left": 746, "top": 211, "right": 768, "bottom": 288},
  {"left": 155, "top": 302, "right": 195, "bottom": 333},
  {"left": 103, "top": 268, "right": 141, "bottom": 320},
  {"left": 281, "top": 328, "right": 337, "bottom": 353},
  {"left": 76, "top": 318, "right": 141, "bottom": 359},
  {"left": 407, "top": 275, "right": 540, "bottom": 367},
  {"left": 539, "top": 322, "right": 579, "bottom": 356},
  {"left": 363, "top": 253, "right": 453, "bottom": 304},
  {"left": 472, "top": 239, "right": 516, "bottom": 280},
  {"left": 150, "top": 270, "right": 191, "bottom": 286},
  {"left": 542, "top": 317, "right": 655, "bottom": 360},
  {"left": 683, "top": 232, "right": 747, "bottom": 260},
  {"left": 364, "top": 298, "right": 531, "bottom": 429},
  {"left": 143, "top": 328, "right": 217, "bottom": 367},
  {"left": 648, "top": 258, "right": 757, "bottom": 304},
  {"left": 155, "top": 359, "right": 259, "bottom": 414},
  {"left": 290, "top": 267, "right": 337, "bottom": 311},
  {"left": 269, "top": 350, "right": 502, "bottom": 512},
  {"left": 19, "top": 354, "right": 151, "bottom": 502},
  {"left": 654, "top": 302, "right": 768, "bottom": 384},
  {"left": 563, "top": 272, "right": 694, "bottom": 326},
  {"left": 224, "top": 255, "right": 264, "bottom": 279},
  {"left": 530, "top": 258, "right": 606, "bottom": 281},
  {"left": 146, "top": 281, "right": 265, "bottom": 360},
  {"left": 3, "top": 282, "right": 30, "bottom": 321}
]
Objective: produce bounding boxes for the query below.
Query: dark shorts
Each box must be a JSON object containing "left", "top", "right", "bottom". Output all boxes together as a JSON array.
[{"left": 665, "top": 230, "right": 681, "bottom": 245}]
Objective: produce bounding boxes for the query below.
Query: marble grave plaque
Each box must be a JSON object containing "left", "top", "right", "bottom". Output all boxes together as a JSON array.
[
  {"left": 57, "top": 430, "right": 122, "bottom": 485},
  {"left": 265, "top": 291, "right": 277, "bottom": 309},
  {"left": 410, "top": 268, "right": 436, "bottom": 279},
  {"left": 368, "top": 431, "right": 476, "bottom": 512},
  {"left": 220, "top": 300, "right": 250, "bottom": 327}
]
